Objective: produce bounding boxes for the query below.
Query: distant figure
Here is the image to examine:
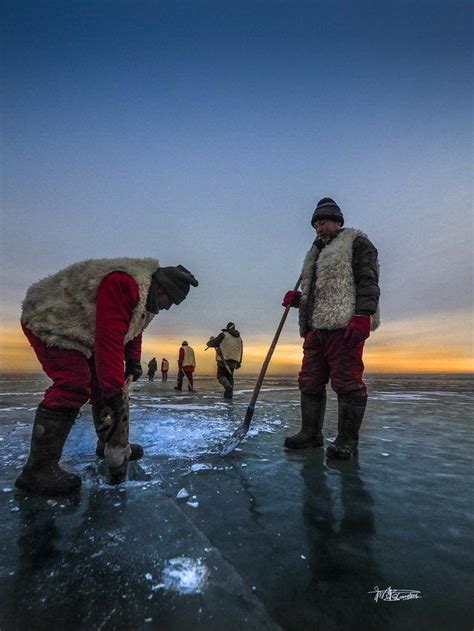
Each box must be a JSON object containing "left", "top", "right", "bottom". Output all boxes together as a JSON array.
[
  {"left": 206, "top": 322, "right": 243, "bottom": 400},
  {"left": 282, "top": 197, "right": 380, "bottom": 459},
  {"left": 147, "top": 357, "right": 158, "bottom": 381},
  {"left": 15, "top": 259, "right": 198, "bottom": 495},
  {"left": 161, "top": 357, "right": 169, "bottom": 382},
  {"left": 174, "top": 341, "right": 196, "bottom": 392}
]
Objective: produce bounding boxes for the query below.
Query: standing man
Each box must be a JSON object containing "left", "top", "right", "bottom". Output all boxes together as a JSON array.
[
  {"left": 161, "top": 357, "right": 169, "bottom": 382},
  {"left": 174, "top": 341, "right": 196, "bottom": 392},
  {"left": 16, "top": 260, "right": 198, "bottom": 495},
  {"left": 206, "top": 323, "right": 243, "bottom": 399},
  {"left": 283, "top": 197, "right": 380, "bottom": 459},
  {"left": 147, "top": 357, "right": 158, "bottom": 381}
]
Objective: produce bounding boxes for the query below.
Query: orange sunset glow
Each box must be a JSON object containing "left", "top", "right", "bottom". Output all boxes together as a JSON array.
[{"left": 1, "top": 310, "right": 472, "bottom": 375}]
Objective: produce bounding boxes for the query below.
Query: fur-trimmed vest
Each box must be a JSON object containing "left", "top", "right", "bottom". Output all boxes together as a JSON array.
[
  {"left": 219, "top": 332, "right": 243, "bottom": 362},
  {"left": 21, "top": 257, "right": 159, "bottom": 357},
  {"left": 298, "top": 229, "right": 380, "bottom": 336},
  {"left": 181, "top": 346, "right": 196, "bottom": 367}
]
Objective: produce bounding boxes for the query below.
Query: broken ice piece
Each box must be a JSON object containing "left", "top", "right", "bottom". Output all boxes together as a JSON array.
[
  {"left": 145, "top": 573, "right": 153, "bottom": 581},
  {"left": 191, "top": 463, "right": 212, "bottom": 472},
  {"left": 176, "top": 488, "right": 190, "bottom": 499},
  {"left": 46, "top": 499, "right": 58, "bottom": 507},
  {"left": 187, "top": 501, "right": 199, "bottom": 508}
]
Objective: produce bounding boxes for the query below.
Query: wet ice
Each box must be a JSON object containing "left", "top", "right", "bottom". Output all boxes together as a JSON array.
[{"left": 0, "top": 373, "right": 473, "bottom": 630}]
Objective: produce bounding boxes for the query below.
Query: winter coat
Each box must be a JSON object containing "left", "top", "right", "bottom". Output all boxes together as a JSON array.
[
  {"left": 161, "top": 359, "right": 169, "bottom": 371},
  {"left": 298, "top": 228, "right": 380, "bottom": 337},
  {"left": 207, "top": 330, "right": 243, "bottom": 364},
  {"left": 179, "top": 345, "right": 196, "bottom": 368},
  {"left": 21, "top": 257, "right": 159, "bottom": 357},
  {"left": 148, "top": 358, "right": 158, "bottom": 371}
]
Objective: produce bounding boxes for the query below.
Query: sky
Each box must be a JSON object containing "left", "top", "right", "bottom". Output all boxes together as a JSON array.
[{"left": 1, "top": 0, "right": 473, "bottom": 374}]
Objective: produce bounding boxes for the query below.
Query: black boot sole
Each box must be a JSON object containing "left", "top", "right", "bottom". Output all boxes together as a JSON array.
[
  {"left": 284, "top": 439, "right": 324, "bottom": 450},
  {"left": 15, "top": 475, "right": 81, "bottom": 496}
]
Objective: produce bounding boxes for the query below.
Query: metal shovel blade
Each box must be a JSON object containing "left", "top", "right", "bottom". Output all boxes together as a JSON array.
[{"left": 220, "top": 422, "right": 250, "bottom": 456}]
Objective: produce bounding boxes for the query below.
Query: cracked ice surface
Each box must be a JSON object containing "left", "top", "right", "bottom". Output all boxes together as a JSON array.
[{"left": 0, "top": 373, "right": 473, "bottom": 631}]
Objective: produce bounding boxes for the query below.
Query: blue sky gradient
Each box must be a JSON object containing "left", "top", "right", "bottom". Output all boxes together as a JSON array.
[{"left": 1, "top": 0, "right": 472, "bottom": 370}]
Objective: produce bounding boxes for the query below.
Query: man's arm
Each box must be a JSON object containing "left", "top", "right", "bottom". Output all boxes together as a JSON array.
[
  {"left": 352, "top": 236, "right": 380, "bottom": 315},
  {"left": 94, "top": 272, "right": 140, "bottom": 399},
  {"left": 206, "top": 332, "right": 225, "bottom": 348},
  {"left": 125, "top": 335, "right": 142, "bottom": 361}
]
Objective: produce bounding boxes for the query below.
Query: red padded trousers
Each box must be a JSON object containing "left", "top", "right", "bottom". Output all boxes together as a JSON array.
[
  {"left": 298, "top": 329, "right": 367, "bottom": 398},
  {"left": 22, "top": 323, "right": 102, "bottom": 409}
]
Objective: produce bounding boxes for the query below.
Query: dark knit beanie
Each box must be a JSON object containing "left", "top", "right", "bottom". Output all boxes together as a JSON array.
[
  {"left": 152, "top": 265, "right": 199, "bottom": 305},
  {"left": 311, "top": 197, "right": 344, "bottom": 227},
  {"left": 226, "top": 322, "right": 235, "bottom": 330}
]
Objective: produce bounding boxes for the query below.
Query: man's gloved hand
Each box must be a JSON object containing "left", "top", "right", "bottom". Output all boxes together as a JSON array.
[
  {"left": 102, "top": 392, "right": 127, "bottom": 440},
  {"left": 344, "top": 315, "right": 371, "bottom": 348},
  {"left": 236, "top": 363, "right": 241, "bottom": 370},
  {"left": 282, "top": 290, "right": 302, "bottom": 308},
  {"left": 125, "top": 359, "right": 143, "bottom": 382}
]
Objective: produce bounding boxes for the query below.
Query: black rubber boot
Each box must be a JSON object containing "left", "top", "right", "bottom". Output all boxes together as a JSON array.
[
  {"left": 326, "top": 394, "right": 367, "bottom": 459},
  {"left": 92, "top": 402, "right": 144, "bottom": 461},
  {"left": 15, "top": 405, "right": 81, "bottom": 496},
  {"left": 284, "top": 393, "right": 326, "bottom": 449}
]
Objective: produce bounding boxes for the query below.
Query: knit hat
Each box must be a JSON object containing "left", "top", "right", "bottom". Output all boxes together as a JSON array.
[
  {"left": 311, "top": 197, "right": 344, "bottom": 227},
  {"left": 226, "top": 322, "right": 235, "bottom": 330},
  {"left": 152, "top": 265, "right": 199, "bottom": 305},
  {"left": 182, "top": 341, "right": 188, "bottom": 346}
]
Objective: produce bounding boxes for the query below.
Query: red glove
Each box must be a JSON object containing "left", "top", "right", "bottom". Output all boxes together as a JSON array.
[
  {"left": 282, "top": 290, "right": 302, "bottom": 308},
  {"left": 344, "top": 315, "right": 371, "bottom": 348}
]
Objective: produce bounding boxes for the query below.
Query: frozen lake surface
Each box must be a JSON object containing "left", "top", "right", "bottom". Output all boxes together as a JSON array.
[{"left": 0, "top": 373, "right": 472, "bottom": 630}]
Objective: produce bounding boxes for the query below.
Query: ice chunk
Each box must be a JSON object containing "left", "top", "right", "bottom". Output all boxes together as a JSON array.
[
  {"left": 191, "top": 463, "right": 212, "bottom": 472},
  {"left": 176, "top": 487, "right": 190, "bottom": 499},
  {"left": 187, "top": 501, "right": 199, "bottom": 508},
  {"left": 160, "top": 557, "right": 208, "bottom": 594}
]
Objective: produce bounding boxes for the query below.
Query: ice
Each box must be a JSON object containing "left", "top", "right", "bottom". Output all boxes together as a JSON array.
[
  {"left": 190, "top": 463, "right": 212, "bottom": 472},
  {"left": 159, "top": 557, "right": 209, "bottom": 594},
  {"left": 0, "top": 373, "right": 472, "bottom": 630}
]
